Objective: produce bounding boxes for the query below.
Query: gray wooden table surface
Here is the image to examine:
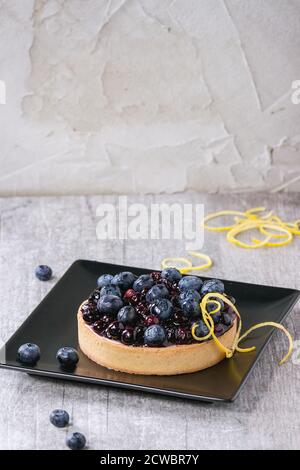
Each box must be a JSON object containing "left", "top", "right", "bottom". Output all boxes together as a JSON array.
[{"left": 0, "top": 193, "right": 299, "bottom": 450}]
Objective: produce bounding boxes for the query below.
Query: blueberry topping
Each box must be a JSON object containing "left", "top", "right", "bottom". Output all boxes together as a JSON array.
[
  {"left": 121, "top": 328, "right": 134, "bottom": 345},
  {"left": 97, "top": 274, "right": 113, "bottom": 288},
  {"left": 56, "top": 347, "right": 79, "bottom": 368},
  {"left": 106, "top": 321, "right": 124, "bottom": 340},
  {"left": 50, "top": 409, "right": 69, "bottom": 428},
  {"left": 133, "top": 325, "right": 145, "bottom": 344},
  {"left": 175, "top": 327, "right": 192, "bottom": 344},
  {"left": 161, "top": 267, "right": 182, "bottom": 282},
  {"left": 145, "top": 284, "right": 169, "bottom": 303},
  {"left": 97, "top": 294, "right": 123, "bottom": 315},
  {"left": 178, "top": 275, "right": 202, "bottom": 292},
  {"left": 133, "top": 274, "right": 154, "bottom": 292},
  {"left": 92, "top": 318, "right": 107, "bottom": 335},
  {"left": 179, "top": 289, "right": 201, "bottom": 304},
  {"left": 135, "top": 302, "right": 149, "bottom": 315},
  {"left": 35, "top": 265, "right": 52, "bottom": 281},
  {"left": 81, "top": 302, "right": 100, "bottom": 324},
  {"left": 181, "top": 298, "right": 201, "bottom": 318},
  {"left": 150, "top": 298, "right": 173, "bottom": 320},
  {"left": 84, "top": 269, "right": 235, "bottom": 348},
  {"left": 206, "top": 297, "right": 224, "bottom": 312},
  {"left": 206, "top": 298, "right": 224, "bottom": 323},
  {"left": 100, "top": 284, "right": 122, "bottom": 297},
  {"left": 112, "top": 271, "right": 135, "bottom": 291},
  {"left": 200, "top": 279, "right": 225, "bottom": 296},
  {"left": 172, "top": 309, "right": 189, "bottom": 326},
  {"left": 214, "top": 323, "right": 227, "bottom": 336},
  {"left": 117, "top": 306, "right": 136, "bottom": 325},
  {"left": 89, "top": 289, "right": 101, "bottom": 304},
  {"left": 17, "top": 343, "right": 40, "bottom": 365},
  {"left": 144, "top": 325, "right": 166, "bottom": 347},
  {"left": 166, "top": 327, "right": 176, "bottom": 342},
  {"left": 222, "top": 312, "right": 234, "bottom": 326},
  {"left": 150, "top": 271, "right": 162, "bottom": 282},
  {"left": 66, "top": 432, "right": 86, "bottom": 450},
  {"left": 144, "top": 314, "right": 159, "bottom": 326},
  {"left": 193, "top": 320, "right": 210, "bottom": 338}
]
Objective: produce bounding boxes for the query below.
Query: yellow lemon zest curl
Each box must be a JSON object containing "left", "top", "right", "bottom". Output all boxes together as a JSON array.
[
  {"left": 161, "top": 251, "right": 212, "bottom": 274},
  {"left": 191, "top": 292, "right": 293, "bottom": 365},
  {"left": 204, "top": 206, "right": 299, "bottom": 249}
]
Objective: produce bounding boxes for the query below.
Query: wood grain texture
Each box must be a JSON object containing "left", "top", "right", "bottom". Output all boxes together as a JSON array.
[{"left": 0, "top": 193, "right": 299, "bottom": 450}]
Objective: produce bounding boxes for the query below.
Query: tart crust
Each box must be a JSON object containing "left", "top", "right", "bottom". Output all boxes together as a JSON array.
[{"left": 77, "top": 303, "right": 237, "bottom": 376}]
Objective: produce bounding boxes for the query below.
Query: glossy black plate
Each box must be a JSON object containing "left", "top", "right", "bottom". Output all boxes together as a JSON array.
[{"left": 0, "top": 260, "right": 299, "bottom": 403}]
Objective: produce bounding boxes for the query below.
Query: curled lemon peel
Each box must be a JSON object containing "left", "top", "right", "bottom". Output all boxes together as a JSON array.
[
  {"left": 203, "top": 210, "right": 247, "bottom": 232},
  {"left": 161, "top": 257, "right": 192, "bottom": 271},
  {"left": 204, "top": 207, "right": 299, "bottom": 249},
  {"left": 180, "top": 251, "right": 212, "bottom": 273},
  {"left": 206, "top": 299, "right": 222, "bottom": 315},
  {"left": 237, "top": 322, "right": 293, "bottom": 365},
  {"left": 162, "top": 252, "right": 213, "bottom": 274},
  {"left": 191, "top": 292, "right": 292, "bottom": 365}
]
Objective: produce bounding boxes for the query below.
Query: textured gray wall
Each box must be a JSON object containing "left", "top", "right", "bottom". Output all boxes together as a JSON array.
[{"left": 0, "top": 0, "right": 300, "bottom": 194}]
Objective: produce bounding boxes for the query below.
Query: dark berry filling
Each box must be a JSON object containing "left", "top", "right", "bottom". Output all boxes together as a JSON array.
[{"left": 82, "top": 271, "right": 236, "bottom": 347}]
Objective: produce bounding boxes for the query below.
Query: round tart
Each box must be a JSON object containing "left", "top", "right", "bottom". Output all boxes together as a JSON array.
[
  {"left": 78, "top": 306, "right": 237, "bottom": 375},
  {"left": 77, "top": 269, "right": 238, "bottom": 376}
]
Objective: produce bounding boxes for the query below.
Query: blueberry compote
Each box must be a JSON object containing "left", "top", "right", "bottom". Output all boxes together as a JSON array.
[{"left": 81, "top": 270, "right": 236, "bottom": 347}]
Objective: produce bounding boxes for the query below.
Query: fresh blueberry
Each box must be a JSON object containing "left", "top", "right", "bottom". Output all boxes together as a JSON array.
[
  {"left": 206, "top": 298, "right": 224, "bottom": 323},
  {"left": 17, "top": 343, "right": 40, "bottom": 364},
  {"left": 97, "top": 274, "right": 113, "bottom": 288},
  {"left": 89, "top": 289, "right": 101, "bottom": 304},
  {"left": 193, "top": 320, "right": 210, "bottom": 338},
  {"left": 150, "top": 298, "right": 173, "bottom": 320},
  {"left": 50, "top": 409, "right": 69, "bottom": 428},
  {"left": 175, "top": 327, "right": 192, "bottom": 344},
  {"left": 222, "top": 312, "right": 234, "bottom": 326},
  {"left": 121, "top": 328, "right": 134, "bottom": 345},
  {"left": 210, "top": 310, "right": 222, "bottom": 324},
  {"left": 112, "top": 271, "right": 135, "bottom": 291},
  {"left": 206, "top": 297, "right": 224, "bottom": 312},
  {"left": 181, "top": 298, "right": 201, "bottom": 318},
  {"left": 200, "top": 279, "right": 225, "bottom": 296},
  {"left": 133, "top": 274, "right": 154, "bottom": 293},
  {"left": 161, "top": 267, "right": 182, "bottom": 283},
  {"left": 106, "top": 321, "right": 124, "bottom": 340},
  {"left": 144, "top": 325, "right": 166, "bottom": 347},
  {"left": 145, "top": 284, "right": 169, "bottom": 303},
  {"left": 35, "top": 265, "right": 52, "bottom": 281},
  {"left": 117, "top": 305, "right": 136, "bottom": 325},
  {"left": 178, "top": 276, "right": 203, "bottom": 292},
  {"left": 97, "top": 294, "right": 123, "bottom": 315},
  {"left": 56, "top": 347, "right": 79, "bottom": 369},
  {"left": 81, "top": 302, "right": 100, "bottom": 324},
  {"left": 66, "top": 432, "right": 86, "bottom": 450},
  {"left": 100, "top": 284, "right": 122, "bottom": 297},
  {"left": 133, "top": 325, "right": 145, "bottom": 344},
  {"left": 179, "top": 289, "right": 201, "bottom": 304}
]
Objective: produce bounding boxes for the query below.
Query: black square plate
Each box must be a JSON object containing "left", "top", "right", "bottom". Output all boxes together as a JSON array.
[{"left": 0, "top": 260, "right": 299, "bottom": 403}]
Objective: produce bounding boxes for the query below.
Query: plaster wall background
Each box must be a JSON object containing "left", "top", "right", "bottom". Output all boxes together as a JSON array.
[{"left": 0, "top": 0, "right": 300, "bottom": 195}]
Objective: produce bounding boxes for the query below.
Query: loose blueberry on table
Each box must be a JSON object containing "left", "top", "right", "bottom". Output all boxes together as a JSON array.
[
  {"left": 35, "top": 265, "right": 52, "bottom": 281},
  {"left": 66, "top": 432, "right": 86, "bottom": 450},
  {"left": 50, "top": 409, "right": 70, "bottom": 428},
  {"left": 80, "top": 269, "right": 236, "bottom": 347},
  {"left": 17, "top": 343, "right": 41, "bottom": 364},
  {"left": 56, "top": 347, "right": 79, "bottom": 368}
]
